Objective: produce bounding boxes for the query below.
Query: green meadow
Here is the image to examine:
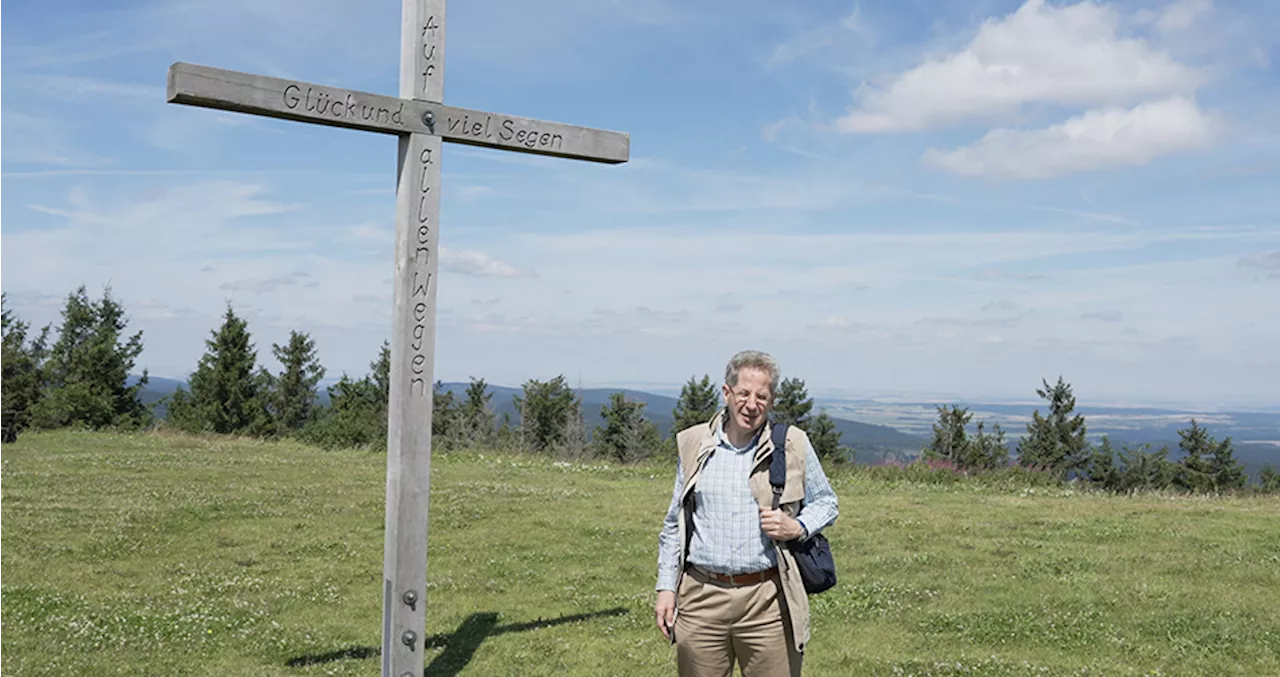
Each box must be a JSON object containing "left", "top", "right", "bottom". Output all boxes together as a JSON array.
[{"left": 3, "top": 430, "right": 1278, "bottom": 676}]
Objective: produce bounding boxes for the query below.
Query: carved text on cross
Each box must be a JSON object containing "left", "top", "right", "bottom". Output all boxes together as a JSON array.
[
  {"left": 421, "top": 13, "right": 440, "bottom": 90},
  {"left": 167, "top": 63, "right": 628, "bottom": 163},
  {"left": 164, "top": 3, "right": 628, "bottom": 676}
]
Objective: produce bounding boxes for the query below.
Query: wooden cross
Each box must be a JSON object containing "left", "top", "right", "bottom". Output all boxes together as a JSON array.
[{"left": 164, "top": 2, "right": 629, "bottom": 675}]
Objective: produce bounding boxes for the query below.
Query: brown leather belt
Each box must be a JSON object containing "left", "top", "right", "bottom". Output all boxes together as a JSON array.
[{"left": 690, "top": 564, "right": 778, "bottom": 586}]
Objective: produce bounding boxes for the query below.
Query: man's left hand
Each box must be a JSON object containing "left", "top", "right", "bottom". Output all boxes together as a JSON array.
[{"left": 758, "top": 507, "right": 805, "bottom": 541}]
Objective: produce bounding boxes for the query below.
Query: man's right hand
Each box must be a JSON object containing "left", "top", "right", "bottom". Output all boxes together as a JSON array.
[{"left": 655, "top": 590, "right": 676, "bottom": 640}]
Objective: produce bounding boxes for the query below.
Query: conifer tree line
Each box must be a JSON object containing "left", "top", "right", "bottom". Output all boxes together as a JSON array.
[
  {"left": 0, "top": 288, "right": 853, "bottom": 464},
  {"left": 3, "top": 287, "right": 151, "bottom": 434},
  {"left": 4, "top": 288, "right": 1277, "bottom": 493},
  {"left": 921, "top": 376, "right": 1274, "bottom": 495}
]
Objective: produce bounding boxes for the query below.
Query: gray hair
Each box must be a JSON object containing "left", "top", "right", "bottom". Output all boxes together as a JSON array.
[{"left": 724, "top": 350, "right": 781, "bottom": 395}]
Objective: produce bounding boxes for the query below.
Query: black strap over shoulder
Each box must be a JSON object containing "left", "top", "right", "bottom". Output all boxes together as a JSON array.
[
  {"left": 765, "top": 419, "right": 838, "bottom": 595},
  {"left": 769, "top": 422, "right": 788, "bottom": 510}
]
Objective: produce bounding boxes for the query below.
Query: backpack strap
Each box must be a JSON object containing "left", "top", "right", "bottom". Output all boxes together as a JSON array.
[{"left": 769, "top": 422, "right": 788, "bottom": 510}]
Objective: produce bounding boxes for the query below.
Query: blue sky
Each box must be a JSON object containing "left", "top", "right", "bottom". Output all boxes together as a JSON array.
[{"left": 3, "top": 0, "right": 1279, "bottom": 408}]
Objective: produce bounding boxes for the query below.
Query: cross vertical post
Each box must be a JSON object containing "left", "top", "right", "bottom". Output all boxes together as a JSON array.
[{"left": 382, "top": 1, "right": 445, "bottom": 676}]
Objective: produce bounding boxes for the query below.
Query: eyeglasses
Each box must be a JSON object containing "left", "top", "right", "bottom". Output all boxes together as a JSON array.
[{"left": 731, "top": 390, "right": 770, "bottom": 406}]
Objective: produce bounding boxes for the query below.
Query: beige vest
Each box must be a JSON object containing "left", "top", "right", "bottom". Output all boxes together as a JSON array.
[{"left": 673, "top": 410, "right": 812, "bottom": 653}]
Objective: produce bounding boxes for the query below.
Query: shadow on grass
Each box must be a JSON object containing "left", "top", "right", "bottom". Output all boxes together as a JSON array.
[{"left": 286, "top": 606, "right": 629, "bottom": 676}]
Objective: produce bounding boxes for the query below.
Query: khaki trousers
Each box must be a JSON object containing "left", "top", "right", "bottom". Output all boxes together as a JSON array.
[{"left": 674, "top": 566, "right": 802, "bottom": 677}]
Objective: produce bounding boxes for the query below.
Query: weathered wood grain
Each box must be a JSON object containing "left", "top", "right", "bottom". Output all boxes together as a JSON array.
[
  {"left": 167, "top": 62, "right": 629, "bottom": 164},
  {"left": 380, "top": 1, "right": 445, "bottom": 675}
]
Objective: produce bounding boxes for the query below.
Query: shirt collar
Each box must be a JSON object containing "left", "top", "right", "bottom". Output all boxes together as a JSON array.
[{"left": 716, "top": 416, "right": 765, "bottom": 454}]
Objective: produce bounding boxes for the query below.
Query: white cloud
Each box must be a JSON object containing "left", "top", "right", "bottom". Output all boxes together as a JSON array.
[
  {"left": 559, "top": 159, "right": 860, "bottom": 215},
  {"left": 917, "top": 314, "right": 1022, "bottom": 330},
  {"left": 975, "top": 270, "right": 1047, "bottom": 282},
  {"left": 464, "top": 311, "right": 554, "bottom": 335},
  {"left": 1238, "top": 251, "right": 1280, "bottom": 279},
  {"left": 6, "top": 174, "right": 1276, "bottom": 404},
  {"left": 348, "top": 222, "right": 388, "bottom": 242},
  {"left": 27, "top": 180, "right": 299, "bottom": 237},
  {"left": 440, "top": 248, "right": 530, "bottom": 278},
  {"left": 1151, "top": 0, "right": 1213, "bottom": 35},
  {"left": 9, "top": 180, "right": 347, "bottom": 316},
  {"left": 454, "top": 185, "right": 494, "bottom": 200},
  {"left": 219, "top": 275, "right": 304, "bottom": 294},
  {"left": 981, "top": 299, "right": 1019, "bottom": 313},
  {"left": 923, "top": 96, "right": 1215, "bottom": 179},
  {"left": 2, "top": 112, "right": 115, "bottom": 168},
  {"left": 1238, "top": 251, "right": 1280, "bottom": 270},
  {"left": 131, "top": 298, "right": 199, "bottom": 320},
  {"left": 767, "top": 6, "right": 873, "bottom": 69},
  {"left": 1081, "top": 310, "right": 1124, "bottom": 322},
  {"left": 835, "top": 0, "right": 1201, "bottom": 133},
  {"left": 871, "top": 185, "right": 1139, "bottom": 225},
  {"left": 761, "top": 118, "right": 788, "bottom": 142},
  {"left": 27, "top": 75, "right": 165, "bottom": 100},
  {"left": 807, "top": 316, "right": 876, "bottom": 333}
]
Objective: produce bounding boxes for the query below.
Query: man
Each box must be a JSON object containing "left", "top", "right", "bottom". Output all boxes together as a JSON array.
[{"left": 655, "top": 350, "right": 839, "bottom": 676}]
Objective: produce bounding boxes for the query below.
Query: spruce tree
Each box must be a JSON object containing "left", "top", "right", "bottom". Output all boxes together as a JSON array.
[
  {"left": 306, "top": 374, "right": 383, "bottom": 449},
  {"left": 460, "top": 377, "right": 495, "bottom": 445},
  {"left": 773, "top": 377, "right": 813, "bottom": 427},
  {"left": 372, "top": 340, "right": 390, "bottom": 404},
  {"left": 672, "top": 374, "right": 719, "bottom": 431},
  {"left": 807, "top": 410, "right": 845, "bottom": 462},
  {"left": 297, "top": 341, "right": 388, "bottom": 450},
  {"left": 924, "top": 405, "right": 972, "bottom": 466},
  {"left": 559, "top": 395, "right": 591, "bottom": 460},
  {"left": 966, "top": 420, "right": 1009, "bottom": 471},
  {"left": 1018, "top": 376, "right": 1089, "bottom": 477},
  {"left": 31, "top": 285, "right": 150, "bottom": 429},
  {"left": 2, "top": 294, "right": 51, "bottom": 434},
  {"left": 1174, "top": 419, "right": 1216, "bottom": 493},
  {"left": 432, "top": 381, "right": 460, "bottom": 444},
  {"left": 271, "top": 330, "right": 325, "bottom": 432},
  {"left": 1260, "top": 466, "right": 1280, "bottom": 493},
  {"left": 512, "top": 375, "right": 578, "bottom": 453},
  {"left": 1206, "top": 433, "right": 1246, "bottom": 492},
  {"left": 167, "top": 305, "right": 270, "bottom": 435},
  {"left": 923, "top": 405, "right": 1007, "bottom": 471},
  {"left": 596, "top": 391, "right": 660, "bottom": 463},
  {"left": 1117, "top": 443, "right": 1177, "bottom": 492},
  {"left": 1086, "top": 435, "right": 1121, "bottom": 490}
]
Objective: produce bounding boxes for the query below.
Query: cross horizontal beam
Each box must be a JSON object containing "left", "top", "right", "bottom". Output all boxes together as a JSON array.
[{"left": 167, "top": 62, "right": 629, "bottom": 164}]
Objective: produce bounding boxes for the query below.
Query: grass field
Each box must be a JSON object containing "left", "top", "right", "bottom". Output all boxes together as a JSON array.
[{"left": 3, "top": 430, "right": 1278, "bottom": 676}]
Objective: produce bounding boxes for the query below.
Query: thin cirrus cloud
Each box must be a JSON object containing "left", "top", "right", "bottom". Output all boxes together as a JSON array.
[
  {"left": 833, "top": 0, "right": 1219, "bottom": 179},
  {"left": 1237, "top": 251, "right": 1280, "bottom": 279},
  {"left": 218, "top": 271, "right": 318, "bottom": 294},
  {"left": 1237, "top": 251, "right": 1280, "bottom": 270},
  {"left": 24, "top": 75, "right": 165, "bottom": 101},
  {"left": 439, "top": 248, "right": 532, "bottom": 278},
  {"left": 3, "top": 112, "right": 115, "bottom": 168}
]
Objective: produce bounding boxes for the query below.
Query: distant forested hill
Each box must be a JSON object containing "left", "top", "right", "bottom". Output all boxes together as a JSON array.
[
  {"left": 133, "top": 375, "right": 1276, "bottom": 473},
  {"left": 434, "top": 382, "right": 925, "bottom": 463},
  {"left": 128, "top": 375, "right": 185, "bottom": 419},
  {"left": 133, "top": 376, "right": 926, "bottom": 462}
]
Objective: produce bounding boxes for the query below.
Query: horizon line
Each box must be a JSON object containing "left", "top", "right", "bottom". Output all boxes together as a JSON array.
[{"left": 131, "top": 373, "right": 1280, "bottom": 414}]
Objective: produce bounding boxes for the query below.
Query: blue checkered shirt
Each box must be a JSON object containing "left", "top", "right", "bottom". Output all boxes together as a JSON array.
[{"left": 655, "top": 422, "right": 839, "bottom": 591}]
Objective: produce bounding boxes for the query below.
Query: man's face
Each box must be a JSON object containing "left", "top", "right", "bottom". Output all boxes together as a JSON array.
[{"left": 723, "top": 367, "right": 773, "bottom": 433}]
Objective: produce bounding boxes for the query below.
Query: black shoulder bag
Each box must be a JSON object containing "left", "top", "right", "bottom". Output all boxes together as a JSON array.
[{"left": 769, "top": 423, "right": 837, "bottom": 595}]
